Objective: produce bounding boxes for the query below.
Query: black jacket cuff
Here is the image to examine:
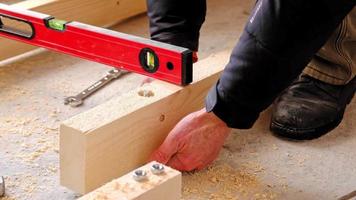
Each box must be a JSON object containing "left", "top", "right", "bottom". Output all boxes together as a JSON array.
[{"left": 205, "top": 82, "right": 260, "bottom": 129}]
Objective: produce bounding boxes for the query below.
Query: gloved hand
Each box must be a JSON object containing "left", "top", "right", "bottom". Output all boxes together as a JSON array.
[{"left": 150, "top": 108, "right": 231, "bottom": 171}]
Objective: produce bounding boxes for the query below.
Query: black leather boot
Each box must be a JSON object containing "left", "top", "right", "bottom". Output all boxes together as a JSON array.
[{"left": 270, "top": 75, "right": 356, "bottom": 140}]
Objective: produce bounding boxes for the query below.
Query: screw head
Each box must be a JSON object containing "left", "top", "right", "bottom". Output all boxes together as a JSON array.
[
  {"left": 132, "top": 170, "right": 147, "bottom": 182},
  {"left": 151, "top": 163, "right": 165, "bottom": 175}
]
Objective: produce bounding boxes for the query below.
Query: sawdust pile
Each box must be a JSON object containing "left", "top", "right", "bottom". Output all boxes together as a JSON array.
[
  {"left": 0, "top": 105, "right": 61, "bottom": 199},
  {"left": 1, "top": 196, "right": 16, "bottom": 200},
  {"left": 181, "top": 163, "right": 277, "bottom": 200}
]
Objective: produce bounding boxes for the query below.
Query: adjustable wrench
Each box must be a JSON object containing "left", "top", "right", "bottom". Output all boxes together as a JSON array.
[{"left": 64, "top": 69, "right": 128, "bottom": 107}]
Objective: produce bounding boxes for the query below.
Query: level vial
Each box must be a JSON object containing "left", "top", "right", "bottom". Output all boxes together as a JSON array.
[
  {"left": 47, "top": 18, "right": 67, "bottom": 31},
  {"left": 147, "top": 51, "right": 156, "bottom": 69}
]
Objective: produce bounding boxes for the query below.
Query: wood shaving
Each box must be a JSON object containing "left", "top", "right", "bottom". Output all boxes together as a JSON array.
[{"left": 181, "top": 163, "right": 277, "bottom": 200}]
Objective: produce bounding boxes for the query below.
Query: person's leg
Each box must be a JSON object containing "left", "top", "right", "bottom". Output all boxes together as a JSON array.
[
  {"left": 304, "top": 7, "right": 355, "bottom": 85},
  {"left": 270, "top": 8, "right": 356, "bottom": 140},
  {"left": 146, "top": 0, "right": 206, "bottom": 51}
]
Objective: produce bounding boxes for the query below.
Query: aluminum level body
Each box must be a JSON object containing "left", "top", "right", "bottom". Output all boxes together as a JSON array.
[{"left": 0, "top": 3, "right": 193, "bottom": 85}]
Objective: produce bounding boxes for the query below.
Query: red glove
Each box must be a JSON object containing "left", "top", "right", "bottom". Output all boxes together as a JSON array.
[{"left": 150, "top": 108, "right": 231, "bottom": 171}]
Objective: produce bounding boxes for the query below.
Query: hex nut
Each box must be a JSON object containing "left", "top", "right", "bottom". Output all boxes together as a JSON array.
[
  {"left": 132, "top": 170, "right": 148, "bottom": 182},
  {"left": 151, "top": 163, "right": 165, "bottom": 175}
]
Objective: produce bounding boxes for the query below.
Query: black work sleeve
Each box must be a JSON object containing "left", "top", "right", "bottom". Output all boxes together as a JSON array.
[
  {"left": 146, "top": 0, "right": 206, "bottom": 51},
  {"left": 206, "top": 0, "right": 355, "bottom": 128}
]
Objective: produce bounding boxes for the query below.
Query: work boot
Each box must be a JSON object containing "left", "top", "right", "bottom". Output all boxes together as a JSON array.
[{"left": 270, "top": 75, "right": 356, "bottom": 140}]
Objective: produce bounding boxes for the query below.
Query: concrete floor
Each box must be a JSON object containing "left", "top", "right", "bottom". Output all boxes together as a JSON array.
[{"left": 0, "top": 0, "right": 355, "bottom": 199}]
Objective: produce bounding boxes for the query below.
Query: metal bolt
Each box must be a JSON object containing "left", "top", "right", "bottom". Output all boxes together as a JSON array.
[
  {"left": 151, "top": 163, "right": 165, "bottom": 175},
  {"left": 132, "top": 170, "right": 147, "bottom": 182},
  {"left": 0, "top": 176, "right": 5, "bottom": 197}
]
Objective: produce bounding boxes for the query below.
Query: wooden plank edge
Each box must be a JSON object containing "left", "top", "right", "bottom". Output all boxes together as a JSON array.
[
  {"left": 60, "top": 125, "right": 86, "bottom": 193},
  {"left": 79, "top": 161, "right": 181, "bottom": 200},
  {"left": 60, "top": 51, "right": 230, "bottom": 194}
]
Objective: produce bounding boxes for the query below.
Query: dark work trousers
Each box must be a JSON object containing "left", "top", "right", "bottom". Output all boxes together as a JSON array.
[{"left": 147, "top": 0, "right": 355, "bottom": 128}]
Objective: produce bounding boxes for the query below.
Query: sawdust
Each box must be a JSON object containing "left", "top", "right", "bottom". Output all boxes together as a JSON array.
[
  {"left": 3, "top": 173, "right": 38, "bottom": 199},
  {"left": 0, "top": 85, "right": 31, "bottom": 103},
  {"left": 181, "top": 163, "right": 277, "bottom": 200},
  {"left": 0, "top": 102, "right": 60, "bottom": 199},
  {"left": 0, "top": 196, "right": 16, "bottom": 200},
  {"left": 1, "top": 115, "right": 58, "bottom": 163}
]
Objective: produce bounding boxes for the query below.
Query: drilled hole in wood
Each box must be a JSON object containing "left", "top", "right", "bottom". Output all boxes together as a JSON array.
[
  {"left": 159, "top": 114, "right": 165, "bottom": 122},
  {"left": 138, "top": 90, "right": 154, "bottom": 97},
  {"left": 116, "top": 1, "right": 120, "bottom": 5}
]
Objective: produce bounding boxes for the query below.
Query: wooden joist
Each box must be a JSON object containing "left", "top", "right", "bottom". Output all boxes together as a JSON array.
[
  {"left": 79, "top": 161, "right": 181, "bottom": 200},
  {"left": 60, "top": 51, "right": 230, "bottom": 194},
  {"left": 0, "top": 0, "right": 146, "bottom": 61}
]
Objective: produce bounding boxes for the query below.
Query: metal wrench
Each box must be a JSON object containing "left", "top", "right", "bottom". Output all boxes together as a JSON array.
[
  {"left": 64, "top": 68, "right": 128, "bottom": 107},
  {"left": 338, "top": 190, "right": 356, "bottom": 200},
  {"left": 0, "top": 176, "right": 5, "bottom": 197}
]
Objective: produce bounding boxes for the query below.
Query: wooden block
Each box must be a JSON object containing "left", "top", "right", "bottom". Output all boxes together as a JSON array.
[
  {"left": 60, "top": 51, "right": 230, "bottom": 194},
  {"left": 79, "top": 161, "right": 181, "bottom": 200},
  {"left": 0, "top": 0, "right": 146, "bottom": 60}
]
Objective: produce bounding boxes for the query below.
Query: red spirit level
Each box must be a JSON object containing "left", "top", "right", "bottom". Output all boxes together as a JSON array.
[{"left": 0, "top": 3, "right": 193, "bottom": 85}]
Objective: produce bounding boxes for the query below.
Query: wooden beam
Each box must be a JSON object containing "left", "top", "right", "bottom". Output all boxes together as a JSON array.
[
  {"left": 60, "top": 51, "right": 230, "bottom": 194},
  {"left": 0, "top": 0, "right": 146, "bottom": 61},
  {"left": 79, "top": 161, "right": 181, "bottom": 200}
]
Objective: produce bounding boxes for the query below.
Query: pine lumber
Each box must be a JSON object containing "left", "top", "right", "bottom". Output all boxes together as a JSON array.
[
  {"left": 60, "top": 51, "right": 230, "bottom": 194},
  {"left": 79, "top": 161, "right": 181, "bottom": 200},
  {"left": 0, "top": 0, "right": 146, "bottom": 61}
]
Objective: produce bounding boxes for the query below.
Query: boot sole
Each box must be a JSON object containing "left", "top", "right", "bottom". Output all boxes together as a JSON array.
[{"left": 270, "top": 114, "right": 343, "bottom": 140}]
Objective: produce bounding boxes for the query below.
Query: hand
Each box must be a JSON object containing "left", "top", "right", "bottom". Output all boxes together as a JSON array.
[
  {"left": 150, "top": 108, "right": 231, "bottom": 171},
  {"left": 193, "top": 51, "right": 198, "bottom": 63}
]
